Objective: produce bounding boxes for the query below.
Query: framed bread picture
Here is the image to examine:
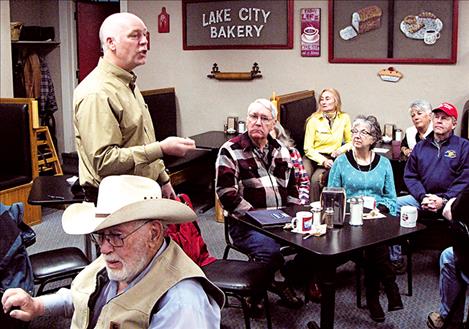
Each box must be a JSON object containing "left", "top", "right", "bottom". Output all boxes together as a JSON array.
[{"left": 328, "top": 0, "right": 458, "bottom": 64}]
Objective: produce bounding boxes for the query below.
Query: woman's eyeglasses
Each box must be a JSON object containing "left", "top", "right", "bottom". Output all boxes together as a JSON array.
[{"left": 351, "top": 129, "right": 372, "bottom": 137}]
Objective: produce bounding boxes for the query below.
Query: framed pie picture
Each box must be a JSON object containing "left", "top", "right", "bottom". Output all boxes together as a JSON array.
[
  {"left": 328, "top": 0, "right": 458, "bottom": 64},
  {"left": 182, "top": 0, "right": 293, "bottom": 50}
]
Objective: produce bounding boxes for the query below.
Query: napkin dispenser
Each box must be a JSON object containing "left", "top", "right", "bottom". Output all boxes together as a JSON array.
[{"left": 320, "top": 187, "right": 346, "bottom": 227}]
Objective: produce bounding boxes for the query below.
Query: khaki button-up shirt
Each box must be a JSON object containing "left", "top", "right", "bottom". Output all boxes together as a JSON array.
[{"left": 73, "top": 58, "right": 169, "bottom": 188}]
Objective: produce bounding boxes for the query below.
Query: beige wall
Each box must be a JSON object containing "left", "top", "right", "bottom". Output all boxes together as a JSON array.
[
  {"left": 1, "top": 0, "right": 468, "bottom": 152},
  {"left": 130, "top": 0, "right": 469, "bottom": 139}
]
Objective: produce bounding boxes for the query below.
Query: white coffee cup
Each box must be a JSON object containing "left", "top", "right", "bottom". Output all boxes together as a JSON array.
[
  {"left": 291, "top": 211, "right": 313, "bottom": 232},
  {"left": 400, "top": 206, "right": 418, "bottom": 228},
  {"left": 303, "top": 26, "right": 319, "bottom": 41},
  {"left": 424, "top": 29, "right": 440, "bottom": 45}
]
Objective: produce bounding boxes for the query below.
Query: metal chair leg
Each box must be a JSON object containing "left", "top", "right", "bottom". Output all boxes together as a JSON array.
[
  {"left": 263, "top": 291, "right": 273, "bottom": 329},
  {"left": 223, "top": 245, "right": 231, "bottom": 260},
  {"left": 239, "top": 296, "right": 252, "bottom": 329}
]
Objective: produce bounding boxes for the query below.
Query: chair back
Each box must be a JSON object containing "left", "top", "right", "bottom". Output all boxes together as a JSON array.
[
  {"left": 0, "top": 100, "right": 36, "bottom": 189},
  {"left": 272, "top": 90, "right": 316, "bottom": 155},
  {"left": 141, "top": 88, "right": 177, "bottom": 141}
]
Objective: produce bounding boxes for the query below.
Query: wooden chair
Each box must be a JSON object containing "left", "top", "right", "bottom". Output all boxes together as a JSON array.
[{"left": 0, "top": 98, "right": 41, "bottom": 225}]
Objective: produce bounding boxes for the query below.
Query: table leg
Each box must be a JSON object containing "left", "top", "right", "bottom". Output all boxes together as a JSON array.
[{"left": 320, "top": 262, "right": 337, "bottom": 329}]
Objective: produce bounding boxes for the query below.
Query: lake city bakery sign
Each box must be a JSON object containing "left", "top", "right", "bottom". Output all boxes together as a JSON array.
[
  {"left": 184, "top": 0, "right": 290, "bottom": 49},
  {"left": 202, "top": 7, "right": 271, "bottom": 39}
]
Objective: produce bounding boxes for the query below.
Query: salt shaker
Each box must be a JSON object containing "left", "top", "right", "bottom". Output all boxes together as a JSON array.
[
  {"left": 312, "top": 207, "right": 322, "bottom": 227},
  {"left": 323, "top": 207, "right": 334, "bottom": 229},
  {"left": 349, "top": 197, "right": 364, "bottom": 226}
]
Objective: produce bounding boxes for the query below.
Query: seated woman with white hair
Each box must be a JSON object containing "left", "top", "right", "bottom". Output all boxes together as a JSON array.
[{"left": 401, "top": 99, "right": 433, "bottom": 157}]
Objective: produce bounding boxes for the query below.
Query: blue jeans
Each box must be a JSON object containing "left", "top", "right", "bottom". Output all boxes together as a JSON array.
[
  {"left": 439, "top": 247, "right": 469, "bottom": 321},
  {"left": 389, "top": 195, "right": 422, "bottom": 262},
  {"left": 229, "top": 221, "right": 284, "bottom": 274}
]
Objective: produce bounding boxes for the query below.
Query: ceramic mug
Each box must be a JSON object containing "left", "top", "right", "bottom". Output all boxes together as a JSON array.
[
  {"left": 400, "top": 206, "right": 418, "bottom": 228},
  {"left": 303, "top": 26, "right": 319, "bottom": 41},
  {"left": 291, "top": 211, "right": 313, "bottom": 232},
  {"left": 424, "top": 30, "right": 440, "bottom": 45}
]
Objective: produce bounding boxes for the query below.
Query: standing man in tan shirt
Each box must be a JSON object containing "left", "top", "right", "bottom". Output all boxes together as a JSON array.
[{"left": 73, "top": 12, "right": 195, "bottom": 202}]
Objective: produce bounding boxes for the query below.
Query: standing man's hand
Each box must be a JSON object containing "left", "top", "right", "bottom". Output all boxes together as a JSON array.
[
  {"left": 161, "top": 181, "right": 176, "bottom": 199},
  {"left": 2, "top": 288, "right": 44, "bottom": 322},
  {"left": 160, "top": 137, "right": 196, "bottom": 157}
]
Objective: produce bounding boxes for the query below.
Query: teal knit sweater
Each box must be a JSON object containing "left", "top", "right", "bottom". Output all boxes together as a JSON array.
[{"left": 327, "top": 152, "right": 397, "bottom": 215}]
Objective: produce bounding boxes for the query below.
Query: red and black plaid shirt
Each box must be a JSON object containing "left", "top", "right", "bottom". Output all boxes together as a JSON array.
[{"left": 216, "top": 132, "right": 300, "bottom": 217}]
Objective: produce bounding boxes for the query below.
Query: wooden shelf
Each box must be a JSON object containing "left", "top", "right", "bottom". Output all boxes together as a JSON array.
[{"left": 11, "top": 40, "right": 60, "bottom": 55}]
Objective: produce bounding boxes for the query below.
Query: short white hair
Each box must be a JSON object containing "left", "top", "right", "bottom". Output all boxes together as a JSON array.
[
  {"left": 408, "top": 99, "right": 432, "bottom": 114},
  {"left": 247, "top": 98, "right": 277, "bottom": 119}
]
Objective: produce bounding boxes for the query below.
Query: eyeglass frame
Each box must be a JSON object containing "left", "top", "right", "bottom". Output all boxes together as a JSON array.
[
  {"left": 351, "top": 128, "right": 372, "bottom": 137},
  {"left": 247, "top": 113, "right": 274, "bottom": 124},
  {"left": 90, "top": 220, "right": 152, "bottom": 248}
]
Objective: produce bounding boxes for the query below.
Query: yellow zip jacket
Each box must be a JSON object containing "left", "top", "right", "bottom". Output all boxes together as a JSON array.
[{"left": 304, "top": 111, "right": 352, "bottom": 165}]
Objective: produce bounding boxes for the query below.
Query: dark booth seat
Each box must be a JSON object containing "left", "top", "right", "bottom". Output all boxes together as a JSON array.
[
  {"left": 273, "top": 90, "right": 316, "bottom": 155},
  {"left": 0, "top": 98, "right": 41, "bottom": 225},
  {"left": 0, "top": 103, "right": 33, "bottom": 189}
]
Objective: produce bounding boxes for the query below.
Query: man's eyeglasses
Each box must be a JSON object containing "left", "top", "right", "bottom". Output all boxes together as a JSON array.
[
  {"left": 351, "top": 129, "right": 372, "bottom": 137},
  {"left": 90, "top": 220, "right": 151, "bottom": 248},
  {"left": 248, "top": 113, "right": 273, "bottom": 124}
]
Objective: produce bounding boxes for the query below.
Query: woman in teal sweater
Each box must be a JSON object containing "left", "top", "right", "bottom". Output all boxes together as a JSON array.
[{"left": 328, "top": 115, "right": 401, "bottom": 322}]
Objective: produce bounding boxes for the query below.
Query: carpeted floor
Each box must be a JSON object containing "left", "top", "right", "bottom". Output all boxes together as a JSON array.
[{"left": 25, "top": 206, "right": 457, "bottom": 329}]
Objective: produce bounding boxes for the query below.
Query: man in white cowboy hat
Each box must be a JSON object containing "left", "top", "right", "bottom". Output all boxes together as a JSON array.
[{"left": 2, "top": 175, "right": 224, "bottom": 328}]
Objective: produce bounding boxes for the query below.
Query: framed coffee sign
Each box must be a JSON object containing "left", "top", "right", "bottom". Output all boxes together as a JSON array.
[
  {"left": 182, "top": 0, "right": 293, "bottom": 50},
  {"left": 328, "top": 0, "right": 458, "bottom": 64}
]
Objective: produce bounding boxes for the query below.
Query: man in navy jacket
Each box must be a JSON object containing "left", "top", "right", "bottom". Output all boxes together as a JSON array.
[
  {"left": 399, "top": 102, "right": 469, "bottom": 212},
  {"left": 390, "top": 103, "right": 469, "bottom": 271}
]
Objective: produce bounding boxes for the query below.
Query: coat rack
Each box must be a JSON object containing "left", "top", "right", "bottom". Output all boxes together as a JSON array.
[{"left": 207, "top": 63, "right": 262, "bottom": 81}]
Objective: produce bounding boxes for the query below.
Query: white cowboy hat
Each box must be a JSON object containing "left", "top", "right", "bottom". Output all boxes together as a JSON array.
[{"left": 62, "top": 175, "right": 196, "bottom": 234}]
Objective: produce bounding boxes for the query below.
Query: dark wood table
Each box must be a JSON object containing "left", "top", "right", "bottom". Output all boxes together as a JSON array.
[
  {"left": 240, "top": 205, "right": 426, "bottom": 329},
  {"left": 190, "top": 130, "right": 237, "bottom": 150},
  {"left": 28, "top": 175, "right": 94, "bottom": 259},
  {"left": 28, "top": 175, "right": 84, "bottom": 205}
]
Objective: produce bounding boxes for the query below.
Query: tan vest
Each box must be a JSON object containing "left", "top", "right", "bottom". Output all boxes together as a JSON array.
[{"left": 70, "top": 239, "right": 224, "bottom": 329}]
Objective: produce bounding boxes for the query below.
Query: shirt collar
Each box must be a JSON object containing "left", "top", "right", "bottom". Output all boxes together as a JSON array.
[{"left": 98, "top": 57, "right": 137, "bottom": 91}]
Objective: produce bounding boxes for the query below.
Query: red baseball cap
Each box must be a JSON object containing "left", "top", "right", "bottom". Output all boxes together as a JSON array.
[{"left": 432, "top": 102, "right": 458, "bottom": 120}]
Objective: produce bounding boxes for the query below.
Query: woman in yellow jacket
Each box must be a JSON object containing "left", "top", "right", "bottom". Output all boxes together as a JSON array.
[{"left": 304, "top": 88, "right": 352, "bottom": 201}]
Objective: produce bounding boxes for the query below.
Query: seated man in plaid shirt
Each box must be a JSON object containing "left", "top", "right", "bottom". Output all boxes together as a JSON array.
[{"left": 216, "top": 98, "right": 303, "bottom": 314}]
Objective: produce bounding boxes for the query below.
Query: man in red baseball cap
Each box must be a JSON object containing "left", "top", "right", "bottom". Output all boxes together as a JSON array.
[
  {"left": 397, "top": 100, "right": 469, "bottom": 222},
  {"left": 433, "top": 102, "right": 458, "bottom": 120}
]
